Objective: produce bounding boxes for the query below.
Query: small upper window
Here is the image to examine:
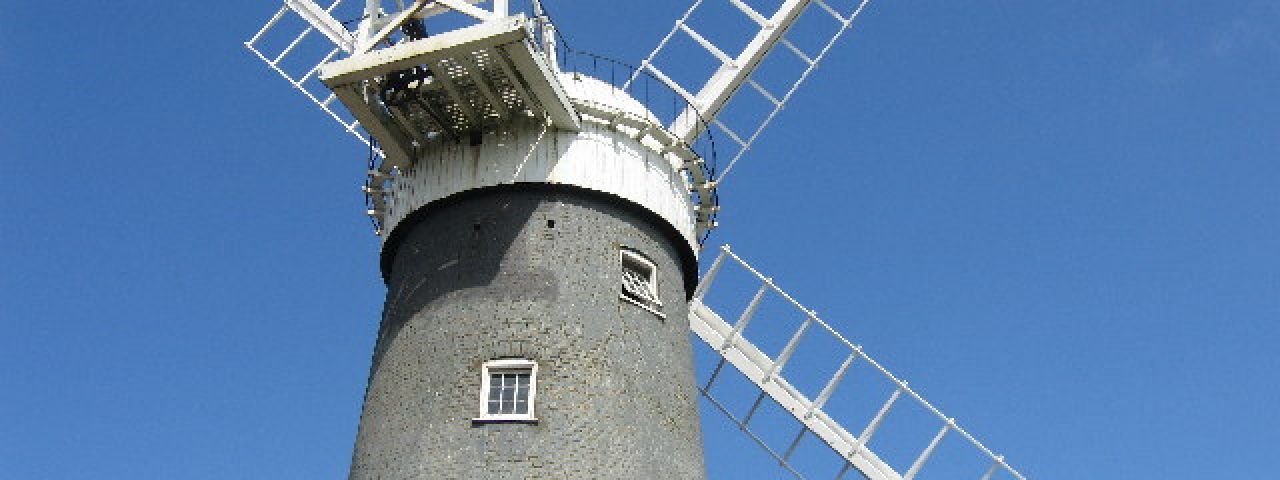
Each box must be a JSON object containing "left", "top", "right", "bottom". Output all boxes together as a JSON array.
[
  {"left": 476, "top": 358, "right": 538, "bottom": 422},
  {"left": 620, "top": 248, "right": 662, "bottom": 315}
]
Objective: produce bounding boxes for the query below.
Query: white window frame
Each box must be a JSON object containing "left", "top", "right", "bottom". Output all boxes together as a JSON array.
[
  {"left": 475, "top": 358, "right": 538, "bottom": 422},
  {"left": 619, "top": 247, "right": 664, "bottom": 318}
]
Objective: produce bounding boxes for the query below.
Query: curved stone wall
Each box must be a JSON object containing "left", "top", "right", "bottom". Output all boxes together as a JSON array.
[{"left": 350, "top": 186, "right": 706, "bottom": 479}]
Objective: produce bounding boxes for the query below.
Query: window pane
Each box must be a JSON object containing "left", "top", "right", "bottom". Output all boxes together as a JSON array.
[
  {"left": 483, "top": 365, "right": 534, "bottom": 417},
  {"left": 621, "top": 253, "right": 658, "bottom": 306}
]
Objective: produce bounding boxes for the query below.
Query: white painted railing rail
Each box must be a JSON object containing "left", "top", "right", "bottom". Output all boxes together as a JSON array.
[{"left": 691, "top": 244, "right": 1029, "bottom": 480}]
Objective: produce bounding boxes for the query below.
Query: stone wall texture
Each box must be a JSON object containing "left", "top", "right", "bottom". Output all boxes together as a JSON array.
[{"left": 349, "top": 185, "right": 707, "bottom": 479}]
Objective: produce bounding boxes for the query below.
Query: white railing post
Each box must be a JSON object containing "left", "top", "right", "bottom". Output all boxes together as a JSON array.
[
  {"left": 979, "top": 456, "right": 1004, "bottom": 480},
  {"left": 806, "top": 350, "right": 857, "bottom": 418},
  {"left": 247, "top": 6, "right": 290, "bottom": 47},
  {"left": 357, "top": 0, "right": 381, "bottom": 50},
  {"left": 904, "top": 421, "right": 952, "bottom": 479},
  {"left": 693, "top": 245, "right": 730, "bottom": 299},
  {"left": 764, "top": 311, "right": 813, "bottom": 382},
  {"left": 851, "top": 384, "right": 902, "bottom": 458},
  {"left": 721, "top": 280, "right": 769, "bottom": 351}
]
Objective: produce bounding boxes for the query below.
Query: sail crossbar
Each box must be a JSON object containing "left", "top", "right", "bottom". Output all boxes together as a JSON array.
[
  {"left": 691, "top": 245, "right": 1029, "bottom": 480},
  {"left": 242, "top": 0, "right": 511, "bottom": 158},
  {"left": 244, "top": 1, "right": 577, "bottom": 231},
  {"left": 245, "top": 0, "right": 374, "bottom": 151},
  {"left": 629, "top": 0, "right": 874, "bottom": 186}
]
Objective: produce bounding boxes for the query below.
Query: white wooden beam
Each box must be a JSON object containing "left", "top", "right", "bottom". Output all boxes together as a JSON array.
[
  {"left": 358, "top": 0, "right": 429, "bottom": 53},
  {"left": 688, "top": 299, "right": 903, "bottom": 480},
  {"left": 670, "top": 0, "right": 815, "bottom": 142},
  {"left": 434, "top": 0, "right": 495, "bottom": 21},
  {"left": 285, "top": 0, "right": 356, "bottom": 53}
]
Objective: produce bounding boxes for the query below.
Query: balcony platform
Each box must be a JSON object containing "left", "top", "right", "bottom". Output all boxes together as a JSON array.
[{"left": 320, "top": 15, "right": 579, "bottom": 168}]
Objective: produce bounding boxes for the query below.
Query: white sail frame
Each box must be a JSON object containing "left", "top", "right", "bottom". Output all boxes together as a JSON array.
[
  {"left": 629, "top": 0, "right": 874, "bottom": 186},
  {"left": 692, "top": 245, "right": 1030, "bottom": 480}
]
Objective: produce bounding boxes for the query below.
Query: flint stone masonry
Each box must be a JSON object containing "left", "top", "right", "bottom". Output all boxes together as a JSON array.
[{"left": 349, "top": 185, "right": 707, "bottom": 479}]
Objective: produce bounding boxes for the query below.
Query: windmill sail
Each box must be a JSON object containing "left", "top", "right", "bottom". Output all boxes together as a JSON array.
[
  {"left": 245, "top": 0, "right": 372, "bottom": 148},
  {"left": 243, "top": 3, "right": 1033, "bottom": 478},
  {"left": 692, "top": 246, "right": 1028, "bottom": 480},
  {"left": 630, "top": 0, "right": 873, "bottom": 185},
  {"left": 244, "top": 1, "right": 588, "bottom": 233},
  {"left": 244, "top": 0, "right": 543, "bottom": 166}
]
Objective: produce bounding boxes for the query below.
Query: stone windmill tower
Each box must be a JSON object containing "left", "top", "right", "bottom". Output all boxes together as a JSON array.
[{"left": 246, "top": 1, "right": 1032, "bottom": 478}]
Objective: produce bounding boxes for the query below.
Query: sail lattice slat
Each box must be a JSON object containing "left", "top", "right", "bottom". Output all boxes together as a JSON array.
[
  {"left": 629, "top": 0, "right": 874, "bottom": 186},
  {"left": 245, "top": 1, "right": 374, "bottom": 148},
  {"left": 692, "top": 245, "right": 1028, "bottom": 480}
]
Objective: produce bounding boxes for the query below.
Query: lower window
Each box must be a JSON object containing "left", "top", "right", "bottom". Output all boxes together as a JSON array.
[{"left": 476, "top": 358, "right": 538, "bottom": 422}]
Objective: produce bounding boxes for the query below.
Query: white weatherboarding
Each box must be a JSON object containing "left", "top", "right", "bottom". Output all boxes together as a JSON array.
[{"left": 246, "top": 1, "right": 1030, "bottom": 478}]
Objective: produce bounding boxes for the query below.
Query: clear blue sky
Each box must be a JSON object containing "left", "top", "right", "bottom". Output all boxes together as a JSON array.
[{"left": 2, "top": 1, "right": 1277, "bottom": 478}]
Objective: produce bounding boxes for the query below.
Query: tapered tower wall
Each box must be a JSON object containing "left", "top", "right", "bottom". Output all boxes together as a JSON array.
[{"left": 348, "top": 185, "right": 706, "bottom": 479}]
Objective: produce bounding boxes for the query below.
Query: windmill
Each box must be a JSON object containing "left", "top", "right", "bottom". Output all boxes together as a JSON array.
[{"left": 244, "top": 1, "right": 1031, "bottom": 478}]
